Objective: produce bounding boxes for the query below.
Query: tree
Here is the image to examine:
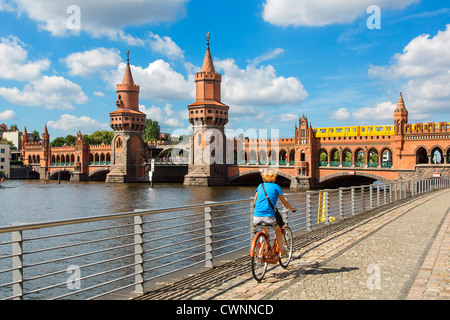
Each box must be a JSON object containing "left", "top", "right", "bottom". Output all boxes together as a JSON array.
[
  {"left": 32, "top": 130, "right": 41, "bottom": 142},
  {"left": 50, "top": 137, "right": 66, "bottom": 147},
  {"left": 87, "top": 130, "right": 114, "bottom": 145},
  {"left": 64, "top": 134, "right": 76, "bottom": 146},
  {"left": 1, "top": 138, "right": 16, "bottom": 149},
  {"left": 142, "top": 119, "right": 160, "bottom": 142},
  {"left": 9, "top": 123, "right": 18, "bottom": 131}
]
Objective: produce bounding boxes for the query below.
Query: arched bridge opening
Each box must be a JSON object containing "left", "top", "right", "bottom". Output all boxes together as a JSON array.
[
  {"left": 89, "top": 169, "right": 110, "bottom": 181},
  {"left": 229, "top": 170, "right": 292, "bottom": 187},
  {"left": 318, "top": 172, "right": 392, "bottom": 189},
  {"left": 49, "top": 170, "right": 73, "bottom": 181}
]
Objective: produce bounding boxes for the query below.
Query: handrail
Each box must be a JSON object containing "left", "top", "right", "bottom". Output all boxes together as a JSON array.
[{"left": 0, "top": 176, "right": 448, "bottom": 300}]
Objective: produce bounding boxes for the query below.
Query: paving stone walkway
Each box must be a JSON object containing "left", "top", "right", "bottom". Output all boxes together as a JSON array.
[{"left": 136, "top": 189, "right": 449, "bottom": 300}]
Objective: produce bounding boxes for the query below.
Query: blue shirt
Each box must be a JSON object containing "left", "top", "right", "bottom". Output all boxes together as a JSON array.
[{"left": 254, "top": 182, "right": 283, "bottom": 217}]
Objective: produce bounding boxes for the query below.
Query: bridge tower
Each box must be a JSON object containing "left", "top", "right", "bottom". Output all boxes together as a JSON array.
[
  {"left": 106, "top": 51, "right": 148, "bottom": 183},
  {"left": 40, "top": 124, "right": 50, "bottom": 168},
  {"left": 393, "top": 92, "right": 408, "bottom": 164},
  {"left": 394, "top": 92, "right": 408, "bottom": 135},
  {"left": 183, "top": 34, "right": 230, "bottom": 186}
]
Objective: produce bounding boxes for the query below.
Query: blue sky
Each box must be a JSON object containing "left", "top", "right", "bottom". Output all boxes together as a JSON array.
[{"left": 0, "top": 0, "right": 449, "bottom": 140}]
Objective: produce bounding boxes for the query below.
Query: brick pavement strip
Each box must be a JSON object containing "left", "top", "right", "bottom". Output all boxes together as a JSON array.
[{"left": 135, "top": 189, "right": 450, "bottom": 301}]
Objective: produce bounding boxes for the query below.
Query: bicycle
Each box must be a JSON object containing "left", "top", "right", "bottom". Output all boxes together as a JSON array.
[{"left": 250, "top": 214, "right": 294, "bottom": 282}]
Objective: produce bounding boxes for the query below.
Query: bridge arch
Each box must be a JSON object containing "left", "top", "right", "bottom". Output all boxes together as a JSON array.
[
  {"left": 229, "top": 169, "right": 295, "bottom": 187},
  {"left": 430, "top": 145, "right": 445, "bottom": 164},
  {"left": 89, "top": 168, "right": 110, "bottom": 181},
  {"left": 155, "top": 147, "right": 189, "bottom": 163},
  {"left": 49, "top": 169, "right": 75, "bottom": 180},
  {"left": 319, "top": 171, "right": 392, "bottom": 188},
  {"left": 415, "top": 146, "right": 428, "bottom": 164}
]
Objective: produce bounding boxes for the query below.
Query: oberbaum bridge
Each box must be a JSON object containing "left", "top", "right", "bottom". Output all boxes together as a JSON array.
[{"left": 20, "top": 39, "right": 450, "bottom": 189}]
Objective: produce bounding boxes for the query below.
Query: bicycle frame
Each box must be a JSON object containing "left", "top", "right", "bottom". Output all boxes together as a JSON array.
[{"left": 250, "top": 228, "right": 280, "bottom": 263}]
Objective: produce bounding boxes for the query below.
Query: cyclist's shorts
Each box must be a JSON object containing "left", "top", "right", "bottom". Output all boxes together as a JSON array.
[{"left": 253, "top": 216, "right": 277, "bottom": 226}]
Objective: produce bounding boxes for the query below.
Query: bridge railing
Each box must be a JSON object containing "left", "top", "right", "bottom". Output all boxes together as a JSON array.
[{"left": 0, "top": 177, "right": 448, "bottom": 300}]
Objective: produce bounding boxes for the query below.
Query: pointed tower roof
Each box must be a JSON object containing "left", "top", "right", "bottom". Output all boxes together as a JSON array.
[
  {"left": 23, "top": 126, "right": 27, "bottom": 135},
  {"left": 122, "top": 50, "right": 134, "bottom": 85},
  {"left": 43, "top": 124, "right": 48, "bottom": 134},
  {"left": 201, "top": 32, "right": 215, "bottom": 73},
  {"left": 396, "top": 92, "right": 406, "bottom": 110}
]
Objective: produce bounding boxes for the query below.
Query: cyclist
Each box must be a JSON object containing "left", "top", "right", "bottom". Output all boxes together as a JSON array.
[{"left": 253, "top": 168, "right": 297, "bottom": 256}]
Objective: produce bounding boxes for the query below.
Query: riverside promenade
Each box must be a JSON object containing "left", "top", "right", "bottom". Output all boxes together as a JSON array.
[{"left": 136, "top": 188, "right": 449, "bottom": 300}]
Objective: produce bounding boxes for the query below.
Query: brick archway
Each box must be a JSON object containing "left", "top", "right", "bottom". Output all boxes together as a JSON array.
[
  {"left": 228, "top": 168, "right": 296, "bottom": 184},
  {"left": 319, "top": 171, "right": 392, "bottom": 184}
]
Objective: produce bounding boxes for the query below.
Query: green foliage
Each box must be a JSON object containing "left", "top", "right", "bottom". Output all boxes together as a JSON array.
[
  {"left": 1, "top": 138, "right": 16, "bottom": 149},
  {"left": 84, "top": 130, "right": 114, "bottom": 145},
  {"left": 32, "top": 130, "right": 41, "bottom": 142},
  {"left": 142, "top": 119, "right": 160, "bottom": 142},
  {"left": 50, "top": 131, "right": 114, "bottom": 147},
  {"left": 49, "top": 137, "right": 67, "bottom": 147}
]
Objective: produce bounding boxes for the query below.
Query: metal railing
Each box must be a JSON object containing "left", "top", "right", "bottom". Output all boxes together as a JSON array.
[{"left": 0, "top": 177, "right": 449, "bottom": 300}]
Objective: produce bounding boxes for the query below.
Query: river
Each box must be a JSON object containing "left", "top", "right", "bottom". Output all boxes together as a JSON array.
[{"left": 0, "top": 179, "right": 259, "bottom": 227}]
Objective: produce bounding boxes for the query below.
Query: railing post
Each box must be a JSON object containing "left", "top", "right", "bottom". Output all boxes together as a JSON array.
[
  {"left": 360, "top": 186, "right": 365, "bottom": 212},
  {"left": 324, "top": 191, "right": 330, "bottom": 225},
  {"left": 384, "top": 184, "right": 387, "bottom": 204},
  {"left": 351, "top": 187, "right": 355, "bottom": 216},
  {"left": 404, "top": 181, "right": 407, "bottom": 198},
  {"left": 134, "top": 215, "right": 144, "bottom": 295},
  {"left": 250, "top": 198, "right": 256, "bottom": 241},
  {"left": 204, "top": 202, "right": 213, "bottom": 268},
  {"left": 306, "top": 192, "right": 312, "bottom": 231},
  {"left": 339, "top": 187, "right": 344, "bottom": 219},
  {"left": 394, "top": 183, "right": 398, "bottom": 201},
  {"left": 12, "top": 227, "right": 23, "bottom": 300},
  {"left": 376, "top": 185, "right": 380, "bottom": 207},
  {"left": 369, "top": 184, "right": 373, "bottom": 209}
]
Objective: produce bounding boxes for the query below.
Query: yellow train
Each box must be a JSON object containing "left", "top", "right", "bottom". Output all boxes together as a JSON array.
[{"left": 313, "top": 125, "right": 394, "bottom": 138}]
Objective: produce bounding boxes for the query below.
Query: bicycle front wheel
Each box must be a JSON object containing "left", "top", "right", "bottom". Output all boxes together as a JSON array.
[
  {"left": 251, "top": 233, "right": 269, "bottom": 282},
  {"left": 279, "top": 226, "right": 293, "bottom": 268}
]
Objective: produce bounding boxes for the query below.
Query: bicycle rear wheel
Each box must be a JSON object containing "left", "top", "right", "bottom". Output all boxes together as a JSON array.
[
  {"left": 251, "top": 233, "right": 269, "bottom": 282},
  {"left": 279, "top": 226, "right": 293, "bottom": 268}
]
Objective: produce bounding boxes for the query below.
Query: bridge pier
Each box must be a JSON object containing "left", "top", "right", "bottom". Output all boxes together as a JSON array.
[{"left": 290, "top": 176, "right": 317, "bottom": 189}]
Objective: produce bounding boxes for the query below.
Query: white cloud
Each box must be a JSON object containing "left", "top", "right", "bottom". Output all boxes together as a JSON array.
[
  {"left": 3, "top": 0, "right": 188, "bottom": 41},
  {"left": 148, "top": 33, "right": 184, "bottom": 60},
  {"left": 215, "top": 58, "right": 307, "bottom": 107},
  {"left": 280, "top": 113, "right": 298, "bottom": 122},
  {"left": 47, "top": 114, "right": 109, "bottom": 134},
  {"left": 63, "top": 47, "right": 121, "bottom": 78},
  {"left": 0, "top": 75, "right": 88, "bottom": 110},
  {"left": 331, "top": 107, "right": 352, "bottom": 121},
  {"left": 112, "top": 60, "right": 194, "bottom": 101},
  {"left": 140, "top": 103, "right": 186, "bottom": 128},
  {"left": 0, "top": 35, "right": 50, "bottom": 81},
  {"left": 93, "top": 91, "right": 105, "bottom": 97},
  {"left": 352, "top": 102, "right": 396, "bottom": 122},
  {"left": 0, "top": 109, "right": 16, "bottom": 120},
  {"left": 368, "top": 25, "right": 450, "bottom": 118},
  {"left": 262, "top": 0, "right": 417, "bottom": 27},
  {"left": 249, "top": 48, "right": 284, "bottom": 67}
]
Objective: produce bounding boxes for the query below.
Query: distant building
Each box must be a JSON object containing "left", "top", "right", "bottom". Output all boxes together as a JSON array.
[
  {"left": 0, "top": 142, "right": 10, "bottom": 178},
  {"left": 0, "top": 123, "right": 8, "bottom": 137},
  {"left": 2, "top": 130, "right": 33, "bottom": 150}
]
